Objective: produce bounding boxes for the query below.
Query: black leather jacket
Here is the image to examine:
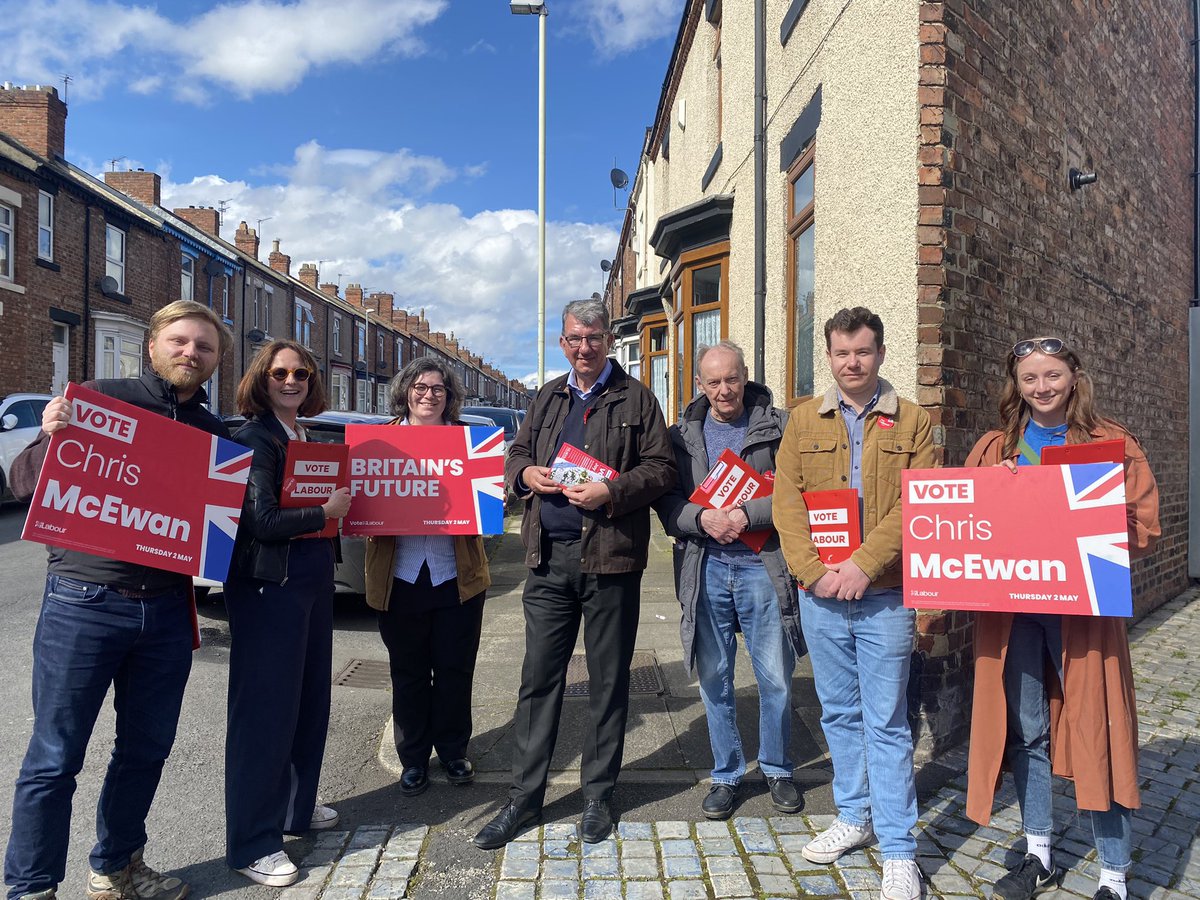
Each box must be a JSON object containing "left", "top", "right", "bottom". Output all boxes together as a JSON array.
[{"left": 225, "top": 411, "right": 340, "bottom": 585}]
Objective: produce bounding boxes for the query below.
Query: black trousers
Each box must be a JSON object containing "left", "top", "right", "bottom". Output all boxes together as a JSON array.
[
  {"left": 509, "top": 539, "right": 642, "bottom": 810},
  {"left": 224, "top": 539, "right": 334, "bottom": 868},
  {"left": 377, "top": 571, "right": 485, "bottom": 769}
]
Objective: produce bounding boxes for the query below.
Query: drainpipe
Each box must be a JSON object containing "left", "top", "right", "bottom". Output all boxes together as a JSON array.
[
  {"left": 82, "top": 206, "right": 91, "bottom": 379},
  {"left": 1190, "top": 0, "right": 1200, "bottom": 577},
  {"left": 753, "top": 0, "right": 767, "bottom": 383}
]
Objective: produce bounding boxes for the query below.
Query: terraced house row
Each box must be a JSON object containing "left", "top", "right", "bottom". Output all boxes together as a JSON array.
[{"left": 0, "top": 83, "right": 529, "bottom": 416}]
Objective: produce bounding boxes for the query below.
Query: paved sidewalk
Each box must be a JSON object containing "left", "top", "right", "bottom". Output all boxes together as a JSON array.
[{"left": 295, "top": 524, "right": 1199, "bottom": 899}]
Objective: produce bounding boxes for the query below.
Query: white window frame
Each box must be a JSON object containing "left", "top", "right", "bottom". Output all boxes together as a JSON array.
[
  {"left": 355, "top": 377, "right": 370, "bottom": 412},
  {"left": 262, "top": 287, "right": 273, "bottom": 334},
  {"left": 0, "top": 203, "right": 13, "bottom": 282},
  {"left": 294, "top": 297, "right": 314, "bottom": 347},
  {"left": 333, "top": 315, "right": 342, "bottom": 354},
  {"left": 93, "top": 312, "right": 145, "bottom": 380},
  {"left": 105, "top": 224, "right": 126, "bottom": 293},
  {"left": 180, "top": 252, "right": 194, "bottom": 301},
  {"left": 356, "top": 323, "right": 366, "bottom": 359},
  {"left": 375, "top": 382, "right": 389, "bottom": 414},
  {"left": 219, "top": 275, "right": 230, "bottom": 318},
  {"left": 38, "top": 190, "right": 54, "bottom": 261},
  {"left": 330, "top": 370, "right": 350, "bottom": 411}
]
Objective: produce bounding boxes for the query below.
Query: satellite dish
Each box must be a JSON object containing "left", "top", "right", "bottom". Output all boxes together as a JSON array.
[
  {"left": 609, "top": 168, "right": 629, "bottom": 190},
  {"left": 98, "top": 275, "right": 119, "bottom": 295},
  {"left": 600, "top": 259, "right": 612, "bottom": 273},
  {"left": 203, "top": 258, "right": 225, "bottom": 277}
]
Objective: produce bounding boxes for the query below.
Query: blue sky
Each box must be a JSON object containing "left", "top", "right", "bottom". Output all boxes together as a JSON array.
[{"left": 3, "top": 0, "right": 685, "bottom": 386}]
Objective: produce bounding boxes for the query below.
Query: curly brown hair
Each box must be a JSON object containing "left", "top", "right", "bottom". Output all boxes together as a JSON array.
[
  {"left": 236, "top": 340, "right": 328, "bottom": 418},
  {"left": 997, "top": 338, "right": 1107, "bottom": 457}
]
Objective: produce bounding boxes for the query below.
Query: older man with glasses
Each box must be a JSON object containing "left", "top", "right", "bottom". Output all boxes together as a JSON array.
[{"left": 473, "top": 298, "right": 675, "bottom": 850}]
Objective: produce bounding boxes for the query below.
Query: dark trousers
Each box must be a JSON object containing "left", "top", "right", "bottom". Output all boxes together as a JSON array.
[
  {"left": 377, "top": 572, "right": 485, "bottom": 768},
  {"left": 5, "top": 578, "right": 192, "bottom": 899},
  {"left": 509, "top": 539, "right": 642, "bottom": 810},
  {"left": 223, "top": 539, "right": 334, "bottom": 869}
]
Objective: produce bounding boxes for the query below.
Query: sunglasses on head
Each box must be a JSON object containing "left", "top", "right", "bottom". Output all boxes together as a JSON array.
[
  {"left": 268, "top": 367, "right": 311, "bottom": 382},
  {"left": 1012, "top": 338, "right": 1065, "bottom": 358}
]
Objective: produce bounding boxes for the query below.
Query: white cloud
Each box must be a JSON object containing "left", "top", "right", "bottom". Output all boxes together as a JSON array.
[
  {"left": 0, "top": 0, "right": 446, "bottom": 103},
  {"left": 160, "top": 141, "right": 617, "bottom": 383},
  {"left": 573, "top": 0, "right": 681, "bottom": 57}
]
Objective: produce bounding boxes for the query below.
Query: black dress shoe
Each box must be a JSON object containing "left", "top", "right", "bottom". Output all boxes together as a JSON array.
[
  {"left": 767, "top": 777, "right": 802, "bottom": 813},
  {"left": 399, "top": 765, "right": 429, "bottom": 796},
  {"left": 473, "top": 801, "right": 541, "bottom": 850},
  {"left": 580, "top": 799, "right": 614, "bottom": 843},
  {"left": 442, "top": 758, "right": 475, "bottom": 785},
  {"left": 702, "top": 783, "right": 737, "bottom": 820}
]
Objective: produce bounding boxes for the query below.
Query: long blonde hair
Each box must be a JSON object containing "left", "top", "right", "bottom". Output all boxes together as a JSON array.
[{"left": 997, "top": 340, "right": 1105, "bottom": 458}]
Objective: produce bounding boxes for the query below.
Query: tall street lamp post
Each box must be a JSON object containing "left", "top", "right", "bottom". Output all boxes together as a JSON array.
[{"left": 510, "top": 1, "right": 548, "bottom": 390}]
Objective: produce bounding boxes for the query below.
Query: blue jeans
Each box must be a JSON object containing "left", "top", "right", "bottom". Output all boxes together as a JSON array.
[
  {"left": 1004, "top": 613, "right": 1132, "bottom": 871},
  {"left": 5, "top": 576, "right": 193, "bottom": 899},
  {"left": 694, "top": 554, "right": 795, "bottom": 785},
  {"left": 799, "top": 587, "right": 917, "bottom": 859}
]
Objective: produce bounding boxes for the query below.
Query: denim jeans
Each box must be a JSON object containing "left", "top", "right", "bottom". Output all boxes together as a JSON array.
[
  {"left": 695, "top": 554, "right": 795, "bottom": 784},
  {"left": 5, "top": 575, "right": 193, "bottom": 899},
  {"left": 1004, "top": 613, "right": 1132, "bottom": 871},
  {"left": 799, "top": 587, "right": 917, "bottom": 859}
]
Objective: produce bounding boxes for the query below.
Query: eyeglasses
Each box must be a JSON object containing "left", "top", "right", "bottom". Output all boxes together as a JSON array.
[
  {"left": 267, "top": 367, "right": 311, "bottom": 382},
  {"left": 562, "top": 333, "right": 609, "bottom": 349},
  {"left": 1012, "top": 338, "right": 1065, "bottom": 358},
  {"left": 411, "top": 384, "right": 447, "bottom": 398}
]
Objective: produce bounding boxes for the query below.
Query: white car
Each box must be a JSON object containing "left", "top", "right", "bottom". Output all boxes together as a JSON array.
[{"left": 0, "top": 393, "right": 53, "bottom": 500}]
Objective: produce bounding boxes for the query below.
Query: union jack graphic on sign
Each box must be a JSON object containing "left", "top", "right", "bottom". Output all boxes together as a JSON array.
[{"left": 199, "top": 437, "right": 254, "bottom": 581}]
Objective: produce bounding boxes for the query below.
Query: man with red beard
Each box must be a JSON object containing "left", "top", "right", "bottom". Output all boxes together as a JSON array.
[{"left": 5, "top": 301, "right": 231, "bottom": 900}]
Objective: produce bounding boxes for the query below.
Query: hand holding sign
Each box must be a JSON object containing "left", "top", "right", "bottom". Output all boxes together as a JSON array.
[{"left": 323, "top": 487, "right": 352, "bottom": 519}]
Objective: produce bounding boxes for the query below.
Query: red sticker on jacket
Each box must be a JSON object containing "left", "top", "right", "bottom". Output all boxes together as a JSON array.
[{"left": 877, "top": 416, "right": 895, "bottom": 429}]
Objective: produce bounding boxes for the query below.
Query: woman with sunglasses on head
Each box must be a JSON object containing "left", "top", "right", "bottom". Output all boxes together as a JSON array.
[
  {"left": 364, "top": 358, "right": 491, "bottom": 798},
  {"left": 964, "top": 338, "right": 1160, "bottom": 900},
  {"left": 223, "top": 341, "right": 352, "bottom": 887}
]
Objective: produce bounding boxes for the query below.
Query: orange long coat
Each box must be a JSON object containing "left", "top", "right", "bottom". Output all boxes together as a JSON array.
[{"left": 963, "top": 422, "right": 1160, "bottom": 825}]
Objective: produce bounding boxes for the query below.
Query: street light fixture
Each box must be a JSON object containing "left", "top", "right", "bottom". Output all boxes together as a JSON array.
[{"left": 511, "top": 0, "right": 548, "bottom": 389}]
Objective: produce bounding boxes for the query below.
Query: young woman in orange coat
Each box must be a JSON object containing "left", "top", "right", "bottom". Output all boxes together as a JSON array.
[{"left": 964, "top": 338, "right": 1159, "bottom": 900}]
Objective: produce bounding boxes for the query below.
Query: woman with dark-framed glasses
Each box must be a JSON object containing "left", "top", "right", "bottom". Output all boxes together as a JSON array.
[
  {"left": 963, "top": 338, "right": 1160, "bottom": 900},
  {"left": 363, "top": 358, "right": 491, "bottom": 798},
  {"left": 223, "top": 340, "right": 352, "bottom": 887}
]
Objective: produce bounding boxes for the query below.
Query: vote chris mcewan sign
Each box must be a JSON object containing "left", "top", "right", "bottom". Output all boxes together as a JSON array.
[
  {"left": 342, "top": 424, "right": 505, "bottom": 536},
  {"left": 901, "top": 464, "right": 1133, "bottom": 616},
  {"left": 21, "top": 383, "right": 252, "bottom": 581}
]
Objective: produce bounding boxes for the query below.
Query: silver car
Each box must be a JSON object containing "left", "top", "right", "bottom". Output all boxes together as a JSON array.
[{"left": 0, "top": 393, "right": 53, "bottom": 500}]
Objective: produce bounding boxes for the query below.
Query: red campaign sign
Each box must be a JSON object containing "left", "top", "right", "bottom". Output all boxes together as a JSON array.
[
  {"left": 21, "top": 383, "right": 252, "bottom": 581},
  {"left": 281, "top": 442, "right": 349, "bottom": 539},
  {"left": 802, "top": 489, "right": 861, "bottom": 565},
  {"left": 342, "top": 424, "right": 505, "bottom": 536},
  {"left": 902, "top": 465, "right": 1133, "bottom": 616},
  {"left": 689, "top": 448, "right": 773, "bottom": 553}
]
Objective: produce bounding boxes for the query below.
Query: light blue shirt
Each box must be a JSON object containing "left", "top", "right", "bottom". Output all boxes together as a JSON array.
[
  {"left": 566, "top": 359, "right": 613, "bottom": 402},
  {"left": 837, "top": 384, "right": 881, "bottom": 495},
  {"left": 392, "top": 419, "right": 457, "bottom": 586}
]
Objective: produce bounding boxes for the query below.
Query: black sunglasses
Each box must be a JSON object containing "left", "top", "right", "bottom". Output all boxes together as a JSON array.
[{"left": 1012, "top": 338, "right": 1065, "bottom": 358}]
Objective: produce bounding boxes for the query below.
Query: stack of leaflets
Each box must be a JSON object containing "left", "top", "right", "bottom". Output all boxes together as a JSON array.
[{"left": 550, "top": 443, "right": 618, "bottom": 486}]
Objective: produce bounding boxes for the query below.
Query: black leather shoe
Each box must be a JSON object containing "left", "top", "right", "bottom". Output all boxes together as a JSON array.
[
  {"left": 702, "top": 783, "right": 737, "bottom": 820},
  {"left": 1092, "top": 889, "right": 1121, "bottom": 900},
  {"left": 442, "top": 758, "right": 475, "bottom": 785},
  {"left": 580, "top": 799, "right": 614, "bottom": 843},
  {"left": 399, "top": 765, "right": 429, "bottom": 796},
  {"left": 473, "top": 801, "right": 542, "bottom": 850},
  {"left": 767, "top": 777, "right": 802, "bottom": 813}
]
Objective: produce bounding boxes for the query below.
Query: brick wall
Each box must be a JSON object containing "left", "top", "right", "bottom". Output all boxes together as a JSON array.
[{"left": 914, "top": 0, "right": 1195, "bottom": 756}]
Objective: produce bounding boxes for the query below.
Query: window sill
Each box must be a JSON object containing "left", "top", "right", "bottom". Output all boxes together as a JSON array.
[
  {"left": 223, "top": 317, "right": 234, "bottom": 325},
  {"left": 36, "top": 258, "right": 60, "bottom": 272},
  {"left": 0, "top": 279, "right": 27, "bottom": 295}
]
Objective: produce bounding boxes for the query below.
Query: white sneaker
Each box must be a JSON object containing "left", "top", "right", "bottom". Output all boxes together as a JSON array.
[
  {"left": 236, "top": 851, "right": 298, "bottom": 887},
  {"left": 310, "top": 804, "right": 340, "bottom": 830},
  {"left": 801, "top": 818, "right": 875, "bottom": 864},
  {"left": 882, "top": 859, "right": 923, "bottom": 900}
]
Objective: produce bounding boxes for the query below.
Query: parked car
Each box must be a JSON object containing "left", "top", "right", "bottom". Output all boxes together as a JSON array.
[
  {"left": 0, "top": 393, "right": 53, "bottom": 500},
  {"left": 462, "top": 406, "right": 521, "bottom": 450}
]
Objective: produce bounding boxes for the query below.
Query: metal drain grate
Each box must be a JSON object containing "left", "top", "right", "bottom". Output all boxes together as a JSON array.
[
  {"left": 333, "top": 659, "right": 392, "bottom": 690},
  {"left": 563, "top": 650, "right": 665, "bottom": 698}
]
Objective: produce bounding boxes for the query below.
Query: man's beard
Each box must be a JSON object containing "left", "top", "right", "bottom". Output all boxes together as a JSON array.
[{"left": 158, "top": 360, "right": 208, "bottom": 391}]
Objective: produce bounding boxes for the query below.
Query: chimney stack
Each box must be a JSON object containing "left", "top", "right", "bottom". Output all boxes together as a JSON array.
[
  {"left": 234, "top": 222, "right": 260, "bottom": 260},
  {"left": 345, "top": 283, "right": 364, "bottom": 307},
  {"left": 268, "top": 238, "right": 291, "bottom": 276},
  {"left": 298, "top": 263, "right": 319, "bottom": 289},
  {"left": 0, "top": 84, "right": 67, "bottom": 159},
  {"left": 319, "top": 282, "right": 339, "bottom": 298},
  {"left": 105, "top": 168, "right": 161, "bottom": 207},
  {"left": 173, "top": 205, "right": 220, "bottom": 237}
]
